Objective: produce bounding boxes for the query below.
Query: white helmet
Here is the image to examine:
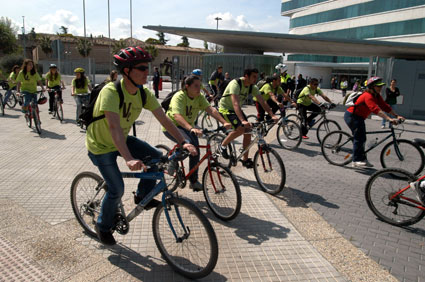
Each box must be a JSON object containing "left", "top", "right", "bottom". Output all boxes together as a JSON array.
[{"left": 275, "top": 63, "right": 288, "bottom": 73}]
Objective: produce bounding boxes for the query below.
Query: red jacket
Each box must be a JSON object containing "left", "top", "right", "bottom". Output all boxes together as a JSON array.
[{"left": 347, "top": 90, "right": 392, "bottom": 119}]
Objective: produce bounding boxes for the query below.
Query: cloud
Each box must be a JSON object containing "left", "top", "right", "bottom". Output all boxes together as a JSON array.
[
  {"left": 206, "top": 12, "right": 256, "bottom": 31},
  {"left": 36, "top": 10, "right": 80, "bottom": 35},
  {"left": 111, "top": 18, "right": 131, "bottom": 39}
]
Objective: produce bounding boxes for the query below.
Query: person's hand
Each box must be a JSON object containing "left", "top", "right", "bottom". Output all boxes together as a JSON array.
[
  {"left": 183, "top": 143, "right": 198, "bottom": 156},
  {"left": 242, "top": 120, "right": 252, "bottom": 130},
  {"left": 291, "top": 102, "right": 297, "bottom": 107},
  {"left": 223, "top": 122, "right": 232, "bottom": 130},
  {"left": 277, "top": 102, "right": 284, "bottom": 109},
  {"left": 389, "top": 118, "right": 399, "bottom": 125},
  {"left": 397, "top": 115, "right": 405, "bottom": 122},
  {"left": 126, "top": 159, "right": 146, "bottom": 172},
  {"left": 71, "top": 93, "right": 75, "bottom": 96},
  {"left": 190, "top": 128, "right": 203, "bottom": 137},
  {"left": 271, "top": 115, "right": 279, "bottom": 123}
]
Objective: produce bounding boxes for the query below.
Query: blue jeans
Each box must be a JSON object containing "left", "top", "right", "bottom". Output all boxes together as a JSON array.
[
  {"left": 344, "top": 111, "right": 366, "bottom": 162},
  {"left": 88, "top": 136, "right": 163, "bottom": 232},
  {"left": 3, "top": 87, "right": 15, "bottom": 106},
  {"left": 74, "top": 94, "right": 90, "bottom": 121},
  {"left": 163, "top": 127, "right": 200, "bottom": 183},
  {"left": 22, "top": 91, "right": 37, "bottom": 109},
  {"left": 381, "top": 104, "right": 396, "bottom": 126}
]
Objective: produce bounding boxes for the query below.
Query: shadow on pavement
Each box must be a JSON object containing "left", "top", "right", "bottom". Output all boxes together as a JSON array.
[
  {"left": 284, "top": 186, "right": 340, "bottom": 210},
  {"left": 107, "top": 243, "right": 226, "bottom": 281},
  {"left": 39, "top": 129, "right": 66, "bottom": 140},
  {"left": 1, "top": 113, "right": 20, "bottom": 119}
]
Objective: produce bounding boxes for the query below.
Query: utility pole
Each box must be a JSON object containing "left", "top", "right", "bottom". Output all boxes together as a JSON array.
[
  {"left": 130, "top": 0, "right": 133, "bottom": 45},
  {"left": 108, "top": 0, "right": 111, "bottom": 71},
  {"left": 214, "top": 17, "right": 222, "bottom": 53},
  {"left": 22, "top": 16, "right": 26, "bottom": 59}
]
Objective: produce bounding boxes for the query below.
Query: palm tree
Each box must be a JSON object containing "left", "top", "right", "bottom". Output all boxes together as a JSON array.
[
  {"left": 39, "top": 35, "right": 53, "bottom": 57},
  {"left": 177, "top": 36, "right": 189, "bottom": 47},
  {"left": 156, "top": 32, "right": 168, "bottom": 45},
  {"left": 77, "top": 38, "right": 92, "bottom": 57},
  {"left": 60, "top": 26, "right": 68, "bottom": 35},
  {"left": 112, "top": 39, "right": 127, "bottom": 55},
  {"left": 144, "top": 45, "right": 158, "bottom": 60}
]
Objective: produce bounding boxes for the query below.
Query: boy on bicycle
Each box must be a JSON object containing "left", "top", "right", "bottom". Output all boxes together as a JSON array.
[
  {"left": 217, "top": 68, "right": 279, "bottom": 168},
  {"left": 86, "top": 46, "right": 196, "bottom": 245}
]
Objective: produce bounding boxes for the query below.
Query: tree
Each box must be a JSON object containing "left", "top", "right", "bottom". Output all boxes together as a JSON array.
[
  {"left": 77, "top": 38, "right": 92, "bottom": 57},
  {"left": 156, "top": 32, "right": 168, "bottom": 45},
  {"left": 204, "top": 41, "right": 208, "bottom": 50},
  {"left": 177, "top": 36, "right": 189, "bottom": 47},
  {"left": 112, "top": 39, "right": 127, "bottom": 55},
  {"left": 29, "top": 28, "right": 37, "bottom": 41},
  {"left": 0, "top": 17, "right": 19, "bottom": 54},
  {"left": 39, "top": 35, "right": 53, "bottom": 58},
  {"left": 145, "top": 38, "right": 161, "bottom": 45},
  {"left": 60, "top": 26, "right": 68, "bottom": 35},
  {"left": 144, "top": 45, "right": 158, "bottom": 60}
]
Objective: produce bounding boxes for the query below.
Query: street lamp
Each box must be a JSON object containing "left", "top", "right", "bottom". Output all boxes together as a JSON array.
[
  {"left": 214, "top": 17, "right": 222, "bottom": 53},
  {"left": 22, "top": 16, "right": 26, "bottom": 59}
]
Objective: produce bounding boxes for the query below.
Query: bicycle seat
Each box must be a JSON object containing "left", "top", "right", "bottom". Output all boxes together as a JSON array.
[{"left": 414, "top": 138, "right": 425, "bottom": 148}]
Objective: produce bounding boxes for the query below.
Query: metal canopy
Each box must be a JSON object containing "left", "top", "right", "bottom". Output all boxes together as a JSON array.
[{"left": 144, "top": 25, "right": 425, "bottom": 60}]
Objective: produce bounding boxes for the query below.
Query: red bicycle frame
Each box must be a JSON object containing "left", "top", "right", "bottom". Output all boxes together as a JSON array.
[{"left": 389, "top": 174, "right": 425, "bottom": 211}]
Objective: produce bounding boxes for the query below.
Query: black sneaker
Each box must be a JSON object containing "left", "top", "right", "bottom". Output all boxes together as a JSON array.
[
  {"left": 95, "top": 224, "right": 116, "bottom": 245},
  {"left": 218, "top": 145, "right": 229, "bottom": 159},
  {"left": 133, "top": 193, "right": 161, "bottom": 210},
  {"left": 189, "top": 181, "right": 203, "bottom": 192}
]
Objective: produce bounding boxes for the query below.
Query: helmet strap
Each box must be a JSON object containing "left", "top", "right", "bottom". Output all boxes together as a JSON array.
[{"left": 124, "top": 68, "right": 144, "bottom": 89}]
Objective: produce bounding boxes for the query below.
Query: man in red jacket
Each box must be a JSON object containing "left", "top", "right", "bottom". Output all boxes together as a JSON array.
[{"left": 344, "top": 76, "right": 405, "bottom": 168}]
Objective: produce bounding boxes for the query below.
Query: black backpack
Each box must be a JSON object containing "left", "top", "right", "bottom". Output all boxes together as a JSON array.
[
  {"left": 79, "top": 80, "right": 146, "bottom": 127},
  {"left": 160, "top": 89, "right": 180, "bottom": 111}
]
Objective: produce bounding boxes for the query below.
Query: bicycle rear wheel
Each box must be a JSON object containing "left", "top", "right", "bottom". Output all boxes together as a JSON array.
[
  {"left": 152, "top": 197, "right": 218, "bottom": 279},
  {"left": 380, "top": 139, "right": 425, "bottom": 176},
  {"left": 33, "top": 106, "right": 42, "bottom": 134},
  {"left": 25, "top": 112, "right": 32, "bottom": 128},
  {"left": 286, "top": 113, "right": 300, "bottom": 124},
  {"left": 253, "top": 146, "right": 286, "bottom": 194},
  {"left": 6, "top": 92, "right": 17, "bottom": 108},
  {"left": 246, "top": 114, "right": 258, "bottom": 124},
  {"left": 276, "top": 119, "right": 302, "bottom": 150},
  {"left": 365, "top": 168, "right": 425, "bottom": 226},
  {"left": 201, "top": 113, "right": 219, "bottom": 131},
  {"left": 207, "top": 133, "right": 232, "bottom": 168},
  {"left": 57, "top": 100, "right": 64, "bottom": 122},
  {"left": 321, "top": 130, "right": 353, "bottom": 166},
  {"left": 155, "top": 144, "right": 180, "bottom": 192},
  {"left": 316, "top": 119, "right": 341, "bottom": 144},
  {"left": 202, "top": 163, "right": 241, "bottom": 221},
  {"left": 70, "top": 172, "right": 106, "bottom": 237},
  {"left": 0, "top": 96, "right": 4, "bottom": 116}
]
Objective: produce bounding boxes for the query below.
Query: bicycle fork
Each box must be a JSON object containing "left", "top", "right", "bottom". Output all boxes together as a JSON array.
[{"left": 162, "top": 194, "right": 190, "bottom": 243}]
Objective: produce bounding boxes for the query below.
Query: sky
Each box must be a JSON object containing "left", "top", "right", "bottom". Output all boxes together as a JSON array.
[{"left": 2, "top": 0, "right": 290, "bottom": 48}]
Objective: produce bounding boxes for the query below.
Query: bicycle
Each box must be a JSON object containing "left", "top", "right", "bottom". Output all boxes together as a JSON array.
[
  {"left": 22, "top": 91, "right": 45, "bottom": 135},
  {"left": 49, "top": 88, "right": 64, "bottom": 122},
  {"left": 70, "top": 149, "right": 218, "bottom": 279},
  {"left": 210, "top": 120, "right": 286, "bottom": 195},
  {"left": 77, "top": 93, "right": 90, "bottom": 129},
  {"left": 155, "top": 127, "right": 241, "bottom": 221},
  {"left": 287, "top": 103, "right": 340, "bottom": 143},
  {"left": 246, "top": 107, "right": 302, "bottom": 150},
  {"left": 321, "top": 121, "right": 425, "bottom": 175},
  {"left": 0, "top": 92, "right": 4, "bottom": 116},
  {"left": 1, "top": 81, "right": 18, "bottom": 109},
  {"left": 365, "top": 167, "right": 425, "bottom": 227}
]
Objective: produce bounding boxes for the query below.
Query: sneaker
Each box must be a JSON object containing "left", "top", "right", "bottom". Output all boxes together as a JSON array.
[
  {"left": 381, "top": 125, "right": 385, "bottom": 129},
  {"left": 189, "top": 181, "right": 203, "bottom": 192},
  {"left": 240, "top": 158, "right": 255, "bottom": 169},
  {"left": 352, "top": 160, "right": 374, "bottom": 168},
  {"left": 48, "top": 110, "right": 53, "bottom": 114},
  {"left": 133, "top": 193, "right": 161, "bottom": 210},
  {"left": 217, "top": 145, "right": 229, "bottom": 159},
  {"left": 308, "top": 119, "right": 316, "bottom": 127},
  {"left": 302, "top": 135, "right": 310, "bottom": 139},
  {"left": 95, "top": 224, "right": 116, "bottom": 245}
]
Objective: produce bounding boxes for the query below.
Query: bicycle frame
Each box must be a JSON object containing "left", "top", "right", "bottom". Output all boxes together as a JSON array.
[
  {"left": 364, "top": 127, "right": 403, "bottom": 159},
  {"left": 389, "top": 174, "right": 425, "bottom": 211}
]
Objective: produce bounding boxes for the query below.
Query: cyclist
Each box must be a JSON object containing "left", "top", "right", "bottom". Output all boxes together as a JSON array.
[
  {"left": 16, "top": 59, "right": 45, "bottom": 114},
  {"left": 275, "top": 63, "right": 292, "bottom": 94},
  {"left": 344, "top": 76, "right": 405, "bottom": 168},
  {"left": 86, "top": 46, "right": 197, "bottom": 245},
  {"left": 45, "top": 64, "right": 65, "bottom": 114},
  {"left": 208, "top": 66, "right": 224, "bottom": 97},
  {"left": 104, "top": 70, "right": 118, "bottom": 83},
  {"left": 297, "top": 78, "right": 335, "bottom": 139},
  {"left": 2, "top": 65, "right": 20, "bottom": 109},
  {"left": 254, "top": 73, "right": 296, "bottom": 122},
  {"left": 192, "top": 69, "right": 215, "bottom": 102},
  {"left": 163, "top": 74, "right": 231, "bottom": 191},
  {"left": 217, "top": 68, "right": 279, "bottom": 168},
  {"left": 71, "top": 68, "right": 92, "bottom": 125}
]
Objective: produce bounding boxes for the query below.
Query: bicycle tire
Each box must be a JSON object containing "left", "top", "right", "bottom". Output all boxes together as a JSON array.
[
  {"left": 155, "top": 144, "right": 180, "bottom": 192},
  {"left": 6, "top": 92, "right": 17, "bottom": 108},
  {"left": 365, "top": 168, "right": 425, "bottom": 226},
  {"left": 207, "top": 133, "right": 232, "bottom": 168},
  {"left": 380, "top": 139, "right": 425, "bottom": 176},
  {"left": 321, "top": 130, "right": 353, "bottom": 166},
  {"left": 286, "top": 113, "right": 300, "bottom": 124},
  {"left": 152, "top": 197, "right": 218, "bottom": 279},
  {"left": 253, "top": 146, "right": 286, "bottom": 194},
  {"left": 276, "top": 119, "right": 302, "bottom": 150},
  {"left": 201, "top": 113, "right": 219, "bottom": 131},
  {"left": 316, "top": 119, "right": 341, "bottom": 144},
  {"left": 246, "top": 114, "right": 258, "bottom": 124},
  {"left": 70, "top": 171, "right": 106, "bottom": 237},
  {"left": 57, "top": 101, "right": 64, "bottom": 122},
  {"left": 33, "top": 105, "right": 42, "bottom": 134},
  {"left": 202, "top": 163, "right": 241, "bottom": 221},
  {"left": 0, "top": 95, "right": 4, "bottom": 116},
  {"left": 25, "top": 112, "right": 32, "bottom": 128}
]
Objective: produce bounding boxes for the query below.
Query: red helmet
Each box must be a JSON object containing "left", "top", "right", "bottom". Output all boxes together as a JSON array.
[
  {"left": 113, "top": 46, "right": 152, "bottom": 70},
  {"left": 366, "top": 76, "right": 386, "bottom": 88},
  {"left": 37, "top": 96, "right": 47, "bottom": 105}
]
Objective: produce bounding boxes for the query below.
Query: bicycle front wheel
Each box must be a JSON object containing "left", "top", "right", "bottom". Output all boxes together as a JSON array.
[
  {"left": 33, "top": 106, "right": 42, "bottom": 134},
  {"left": 321, "top": 130, "right": 353, "bottom": 166},
  {"left": 57, "top": 101, "right": 64, "bottom": 121},
  {"left": 316, "top": 119, "right": 341, "bottom": 144},
  {"left": 6, "top": 92, "right": 17, "bottom": 108},
  {"left": 380, "top": 139, "right": 425, "bottom": 175},
  {"left": 207, "top": 133, "right": 232, "bottom": 168},
  {"left": 202, "top": 163, "right": 241, "bottom": 221},
  {"left": 365, "top": 168, "right": 425, "bottom": 226},
  {"left": 70, "top": 171, "right": 106, "bottom": 237},
  {"left": 152, "top": 197, "right": 218, "bottom": 279},
  {"left": 253, "top": 146, "right": 286, "bottom": 194},
  {"left": 286, "top": 113, "right": 300, "bottom": 124},
  {"left": 0, "top": 96, "right": 4, "bottom": 116},
  {"left": 246, "top": 114, "right": 258, "bottom": 124},
  {"left": 201, "top": 113, "right": 219, "bottom": 131},
  {"left": 276, "top": 119, "right": 302, "bottom": 150}
]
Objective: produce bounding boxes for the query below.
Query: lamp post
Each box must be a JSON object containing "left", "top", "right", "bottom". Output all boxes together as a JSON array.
[
  {"left": 214, "top": 17, "right": 222, "bottom": 53},
  {"left": 108, "top": 0, "right": 111, "bottom": 71},
  {"left": 22, "top": 16, "right": 26, "bottom": 59},
  {"left": 130, "top": 0, "right": 133, "bottom": 45}
]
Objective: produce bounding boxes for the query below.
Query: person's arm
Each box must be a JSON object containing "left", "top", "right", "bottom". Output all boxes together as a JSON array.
[
  {"left": 16, "top": 82, "right": 21, "bottom": 93},
  {"left": 231, "top": 94, "right": 251, "bottom": 128},
  {"left": 319, "top": 93, "right": 332, "bottom": 104},
  {"left": 61, "top": 80, "right": 66, "bottom": 89},
  {"left": 205, "top": 106, "right": 232, "bottom": 129},
  {"left": 71, "top": 85, "right": 76, "bottom": 96},
  {"left": 37, "top": 80, "right": 45, "bottom": 92},
  {"left": 256, "top": 95, "right": 278, "bottom": 122},
  {"left": 309, "top": 94, "right": 322, "bottom": 105}
]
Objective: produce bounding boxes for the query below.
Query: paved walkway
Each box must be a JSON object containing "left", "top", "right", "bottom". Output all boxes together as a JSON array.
[{"left": 0, "top": 83, "right": 415, "bottom": 281}]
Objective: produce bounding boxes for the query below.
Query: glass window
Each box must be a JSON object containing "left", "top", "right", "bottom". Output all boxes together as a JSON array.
[{"left": 282, "top": 0, "right": 328, "bottom": 13}]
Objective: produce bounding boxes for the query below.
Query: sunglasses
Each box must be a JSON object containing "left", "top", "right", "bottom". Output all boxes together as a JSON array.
[
  {"left": 312, "top": 83, "right": 319, "bottom": 86},
  {"left": 133, "top": 65, "right": 149, "bottom": 72}
]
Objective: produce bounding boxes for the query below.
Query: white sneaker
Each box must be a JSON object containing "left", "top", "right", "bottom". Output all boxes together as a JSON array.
[
  {"left": 381, "top": 125, "right": 385, "bottom": 129},
  {"left": 352, "top": 160, "right": 374, "bottom": 168}
]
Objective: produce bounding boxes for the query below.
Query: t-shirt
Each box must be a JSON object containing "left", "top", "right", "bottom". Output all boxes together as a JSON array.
[
  {"left": 218, "top": 78, "right": 260, "bottom": 113},
  {"left": 208, "top": 70, "right": 224, "bottom": 86},
  {"left": 16, "top": 70, "right": 41, "bottom": 93},
  {"left": 340, "top": 81, "right": 348, "bottom": 90},
  {"left": 8, "top": 72, "right": 18, "bottom": 89},
  {"left": 297, "top": 85, "right": 323, "bottom": 106},
  {"left": 347, "top": 90, "right": 392, "bottom": 120},
  {"left": 164, "top": 90, "right": 210, "bottom": 130},
  {"left": 385, "top": 87, "right": 400, "bottom": 105},
  {"left": 45, "top": 72, "right": 62, "bottom": 88},
  {"left": 72, "top": 77, "right": 91, "bottom": 94},
  {"left": 85, "top": 79, "right": 160, "bottom": 155},
  {"left": 254, "top": 83, "right": 284, "bottom": 102}
]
